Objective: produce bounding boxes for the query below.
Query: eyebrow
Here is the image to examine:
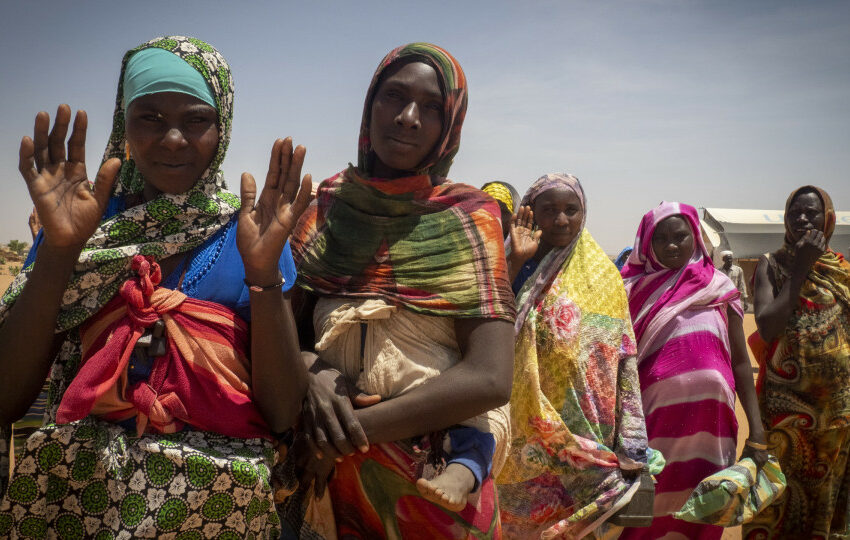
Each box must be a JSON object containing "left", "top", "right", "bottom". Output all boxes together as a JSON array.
[{"left": 382, "top": 80, "right": 443, "bottom": 101}]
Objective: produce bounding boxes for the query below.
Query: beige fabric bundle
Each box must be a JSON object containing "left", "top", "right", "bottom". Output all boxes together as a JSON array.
[{"left": 314, "top": 297, "right": 510, "bottom": 475}]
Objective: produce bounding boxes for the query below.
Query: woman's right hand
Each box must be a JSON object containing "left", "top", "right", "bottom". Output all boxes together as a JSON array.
[
  {"left": 792, "top": 229, "right": 827, "bottom": 278},
  {"left": 509, "top": 205, "right": 541, "bottom": 265},
  {"left": 19, "top": 105, "right": 120, "bottom": 251},
  {"left": 301, "top": 363, "right": 380, "bottom": 460}
]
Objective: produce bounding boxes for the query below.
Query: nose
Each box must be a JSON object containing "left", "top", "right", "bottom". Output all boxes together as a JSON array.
[
  {"left": 161, "top": 127, "right": 188, "bottom": 150},
  {"left": 554, "top": 212, "right": 569, "bottom": 226},
  {"left": 395, "top": 101, "right": 421, "bottom": 129}
]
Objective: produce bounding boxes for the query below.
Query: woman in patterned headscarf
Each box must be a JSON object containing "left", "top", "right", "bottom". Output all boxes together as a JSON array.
[
  {"left": 0, "top": 36, "right": 310, "bottom": 537},
  {"left": 482, "top": 181, "right": 520, "bottom": 238},
  {"left": 497, "top": 173, "right": 662, "bottom": 538},
  {"left": 284, "top": 43, "right": 515, "bottom": 539},
  {"left": 745, "top": 186, "right": 850, "bottom": 538}
]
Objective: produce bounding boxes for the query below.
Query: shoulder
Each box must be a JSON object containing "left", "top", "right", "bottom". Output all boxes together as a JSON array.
[{"left": 563, "top": 230, "right": 629, "bottom": 317}]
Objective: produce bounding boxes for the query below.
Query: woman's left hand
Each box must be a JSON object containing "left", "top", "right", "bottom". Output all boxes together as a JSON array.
[
  {"left": 237, "top": 137, "right": 312, "bottom": 284},
  {"left": 740, "top": 434, "right": 770, "bottom": 471}
]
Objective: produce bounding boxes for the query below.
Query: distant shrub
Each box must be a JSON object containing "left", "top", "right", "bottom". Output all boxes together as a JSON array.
[{"left": 9, "top": 265, "right": 21, "bottom": 276}]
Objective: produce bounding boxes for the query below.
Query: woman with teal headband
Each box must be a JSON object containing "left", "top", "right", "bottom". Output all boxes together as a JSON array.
[{"left": 0, "top": 36, "right": 310, "bottom": 537}]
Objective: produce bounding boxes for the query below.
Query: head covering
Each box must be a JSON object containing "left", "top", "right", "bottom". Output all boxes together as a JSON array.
[
  {"left": 621, "top": 202, "right": 740, "bottom": 358},
  {"left": 782, "top": 185, "right": 837, "bottom": 247},
  {"left": 481, "top": 181, "right": 519, "bottom": 213},
  {"left": 358, "top": 42, "right": 467, "bottom": 178},
  {"left": 291, "top": 44, "right": 514, "bottom": 322},
  {"left": 513, "top": 173, "right": 585, "bottom": 333},
  {"left": 0, "top": 36, "right": 239, "bottom": 331},
  {"left": 123, "top": 47, "right": 216, "bottom": 109},
  {"left": 720, "top": 250, "right": 733, "bottom": 259}
]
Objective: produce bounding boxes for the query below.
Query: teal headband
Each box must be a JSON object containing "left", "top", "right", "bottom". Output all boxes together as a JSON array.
[{"left": 123, "top": 47, "right": 216, "bottom": 110}]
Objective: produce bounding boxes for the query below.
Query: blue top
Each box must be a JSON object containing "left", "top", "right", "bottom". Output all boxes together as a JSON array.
[
  {"left": 511, "top": 258, "right": 540, "bottom": 295},
  {"left": 25, "top": 196, "right": 296, "bottom": 322}
]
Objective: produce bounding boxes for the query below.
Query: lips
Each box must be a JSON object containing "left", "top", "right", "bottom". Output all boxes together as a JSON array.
[{"left": 387, "top": 135, "right": 418, "bottom": 147}]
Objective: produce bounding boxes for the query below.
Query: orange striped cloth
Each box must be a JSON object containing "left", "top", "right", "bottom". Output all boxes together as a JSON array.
[{"left": 56, "top": 255, "right": 270, "bottom": 440}]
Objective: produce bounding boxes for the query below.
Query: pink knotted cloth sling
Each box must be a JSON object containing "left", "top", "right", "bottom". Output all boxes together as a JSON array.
[{"left": 57, "top": 255, "right": 270, "bottom": 440}]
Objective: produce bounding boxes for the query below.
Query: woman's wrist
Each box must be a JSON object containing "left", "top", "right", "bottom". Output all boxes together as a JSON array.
[{"left": 243, "top": 268, "right": 283, "bottom": 289}]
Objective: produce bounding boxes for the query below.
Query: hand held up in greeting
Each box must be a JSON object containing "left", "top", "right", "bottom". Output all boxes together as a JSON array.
[
  {"left": 18, "top": 105, "right": 120, "bottom": 252},
  {"left": 237, "top": 137, "right": 312, "bottom": 285}
]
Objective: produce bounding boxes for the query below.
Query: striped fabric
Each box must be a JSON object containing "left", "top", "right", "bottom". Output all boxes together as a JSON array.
[
  {"left": 620, "top": 202, "right": 742, "bottom": 539},
  {"left": 55, "top": 255, "right": 270, "bottom": 440},
  {"left": 674, "top": 456, "right": 785, "bottom": 526}
]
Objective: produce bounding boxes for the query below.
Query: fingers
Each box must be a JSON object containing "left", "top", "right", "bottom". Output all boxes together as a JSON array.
[
  {"left": 240, "top": 172, "right": 258, "bottom": 215},
  {"left": 48, "top": 105, "right": 72, "bottom": 165},
  {"left": 66, "top": 109, "right": 87, "bottom": 164},
  {"left": 92, "top": 158, "right": 121, "bottom": 209},
  {"left": 281, "top": 144, "right": 306, "bottom": 204},
  {"left": 19, "top": 136, "right": 37, "bottom": 183},
  {"left": 265, "top": 138, "right": 285, "bottom": 192},
  {"left": 286, "top": 174, "right": 313, "bottom": 222},
  {"left": 327, "top": 401, "right": 357, "bottom": 457},
  {"left": 33, "top": 111, "right": 49, "bottom": 172}
]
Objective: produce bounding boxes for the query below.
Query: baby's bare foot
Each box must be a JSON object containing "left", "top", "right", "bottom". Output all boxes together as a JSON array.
[{"left": 415, "top": 463, "right": 475, "bottom": 512}]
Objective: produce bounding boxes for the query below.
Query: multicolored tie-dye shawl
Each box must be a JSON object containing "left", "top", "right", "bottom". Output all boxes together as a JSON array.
[
  {"left": 745, "top": 186, "right": 850, "bottom": 538},
  {"left": 498, "top": 174, "right": 663, "bottom": 539},
  {"left": 292, "top": 43, "right": 515, "bottom": 322},
  {"left": 0, "top": 35, "right": 239, "bottom": 333}
]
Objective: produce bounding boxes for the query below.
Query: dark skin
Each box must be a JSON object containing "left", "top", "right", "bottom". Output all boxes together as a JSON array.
[
  {"left": 652, "top": 215, "right": 768, "bottom": 467},
  {"left": 754, "top": 191, "right": 827, "bottom": 343},
  {"left": 507, "top": 189, "right": 582, "bottom": 283},
  {"left": 295, "top": 60, "right": 514, "bottom": 497},
  {"left": 0, "top": 100, "right": 311, "bottom": 434}
]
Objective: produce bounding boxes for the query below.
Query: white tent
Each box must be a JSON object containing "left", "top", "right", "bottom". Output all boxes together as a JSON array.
[{"left": 701, "top": 208, "right": 850, "bottom": 260}]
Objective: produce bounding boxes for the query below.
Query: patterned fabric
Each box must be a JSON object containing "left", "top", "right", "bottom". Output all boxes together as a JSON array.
[
  {"left": 0, "top": 35, "right": 239, "bottom": 333},
  {"left": 498, "top": 174, "right": 662, "bottom": 539},
  {"left": 619, "top": 202, "right": 743, "bottom": 540},
  {"left": 0, "top": 419, "right": 279, "bottom": 538},
  {"left": 358, "top": 42, "right": 467, "bottom": 178},
  {"left": 56, "top": 256, "right": 270, "bottom": 440},
  {"left": 280, "top": 436, "right": 501, "bottom": 539},
  {"left": 292, "top": 168, "right": 515, "bottom": 321},
  {"left": 674, "top": 456, "right": 786, "bottom": 527},
  {"left": 744, "top": 186, "right": 850, "bottom": 539},
  {"left": 481, "top": 181, "right": 519, "bottom": 213}
]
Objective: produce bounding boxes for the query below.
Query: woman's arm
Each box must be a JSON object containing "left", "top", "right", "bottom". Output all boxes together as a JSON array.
[
  {"left": 237, "top": 138, "right": 311, "bottom": 433},
  {"left": 754, "top": 230, "right": 826, "bottom": 342},
  {"left": 0, "top": 106, "right": 119, "bottom": 426},
  {"left": 727, "top": 306, "right": 768, "bottom": 467}
]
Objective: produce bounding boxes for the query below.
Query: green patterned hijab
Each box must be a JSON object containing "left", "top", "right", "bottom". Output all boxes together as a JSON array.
[{"left": 0, "top": 36, "right": 241, "bottom": 332}]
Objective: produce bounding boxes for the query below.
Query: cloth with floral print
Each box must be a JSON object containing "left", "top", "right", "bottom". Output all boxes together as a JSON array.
[
  {"left": 497, "top": 173, "right": 663, "bottom": 539},
  {"left": 0, "top": 418, "right": 279, "bottom": 539}
]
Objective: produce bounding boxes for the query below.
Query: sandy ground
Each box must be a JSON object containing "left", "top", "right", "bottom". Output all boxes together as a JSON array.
[{"left": 0, "top": 275, "right": 760, "bottom": 537}]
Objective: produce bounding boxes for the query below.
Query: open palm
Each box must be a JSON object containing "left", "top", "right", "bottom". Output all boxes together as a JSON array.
[
  {"left": 18, "top": 105, "right": 119, "bottom": 250},
  {"left": 237, "top": 137, "right": 312, "bottom": 284},
  {"left": 510, "top": 205, "right": 541, "bottom": 264}
]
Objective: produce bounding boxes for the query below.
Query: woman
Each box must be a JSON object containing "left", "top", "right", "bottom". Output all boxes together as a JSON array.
[
  {"left": 0, "top": 36, "right": 310, "bottom": 537},
  {"left": 481, "top": 181, "right": 520, "bottom": 238},
  {"left": 619, "top": 202, "right": 767, "bottom": 539},
  {"left": 282, "top": 43, "right": 516, "bottom": 539},
  {"left": 744, "top": 186, "right": 850, "bottom": 538},
  {"left": 498, "top": 173, "right": 663, "bottom": 539}
]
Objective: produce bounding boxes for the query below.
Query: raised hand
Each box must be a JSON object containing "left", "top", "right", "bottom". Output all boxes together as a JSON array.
[
  {"left": 237, "top": 138, "right": 312, "bottom": 285},
  {"left": 18, "top": 105, "right": 120, "bottom": 251},
  {"left": 792, "top": 229, "right": 827, "bottom": 278},
  {"left": 509, "top": 205, "right": 541, "bottom": 265}
]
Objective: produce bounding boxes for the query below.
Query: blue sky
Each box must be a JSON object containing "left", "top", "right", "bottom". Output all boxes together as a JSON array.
[{"left": 1, "top": 0, "right": 848, "bottom": 253}]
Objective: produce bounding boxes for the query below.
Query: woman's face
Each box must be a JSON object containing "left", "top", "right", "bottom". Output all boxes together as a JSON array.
[
  {"left": 652, "top": 215, "right": 695, "bottom": 269},
  {"left": 787, "top": 190, "right": 825, "bottom": 242},
  {"left": 125, "top": 91, "right": 219, "bottom": 199},
  {"left": 369, "top": 60, "right": 444, "bottom": 178},
  {"left": 533, "top": 188, "right": 583, "bottom": 248}
]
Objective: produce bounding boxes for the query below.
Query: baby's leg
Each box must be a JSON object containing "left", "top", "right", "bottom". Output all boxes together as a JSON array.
[{"left": 416, "top": 427, "right": 495, "bottom": 512}]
